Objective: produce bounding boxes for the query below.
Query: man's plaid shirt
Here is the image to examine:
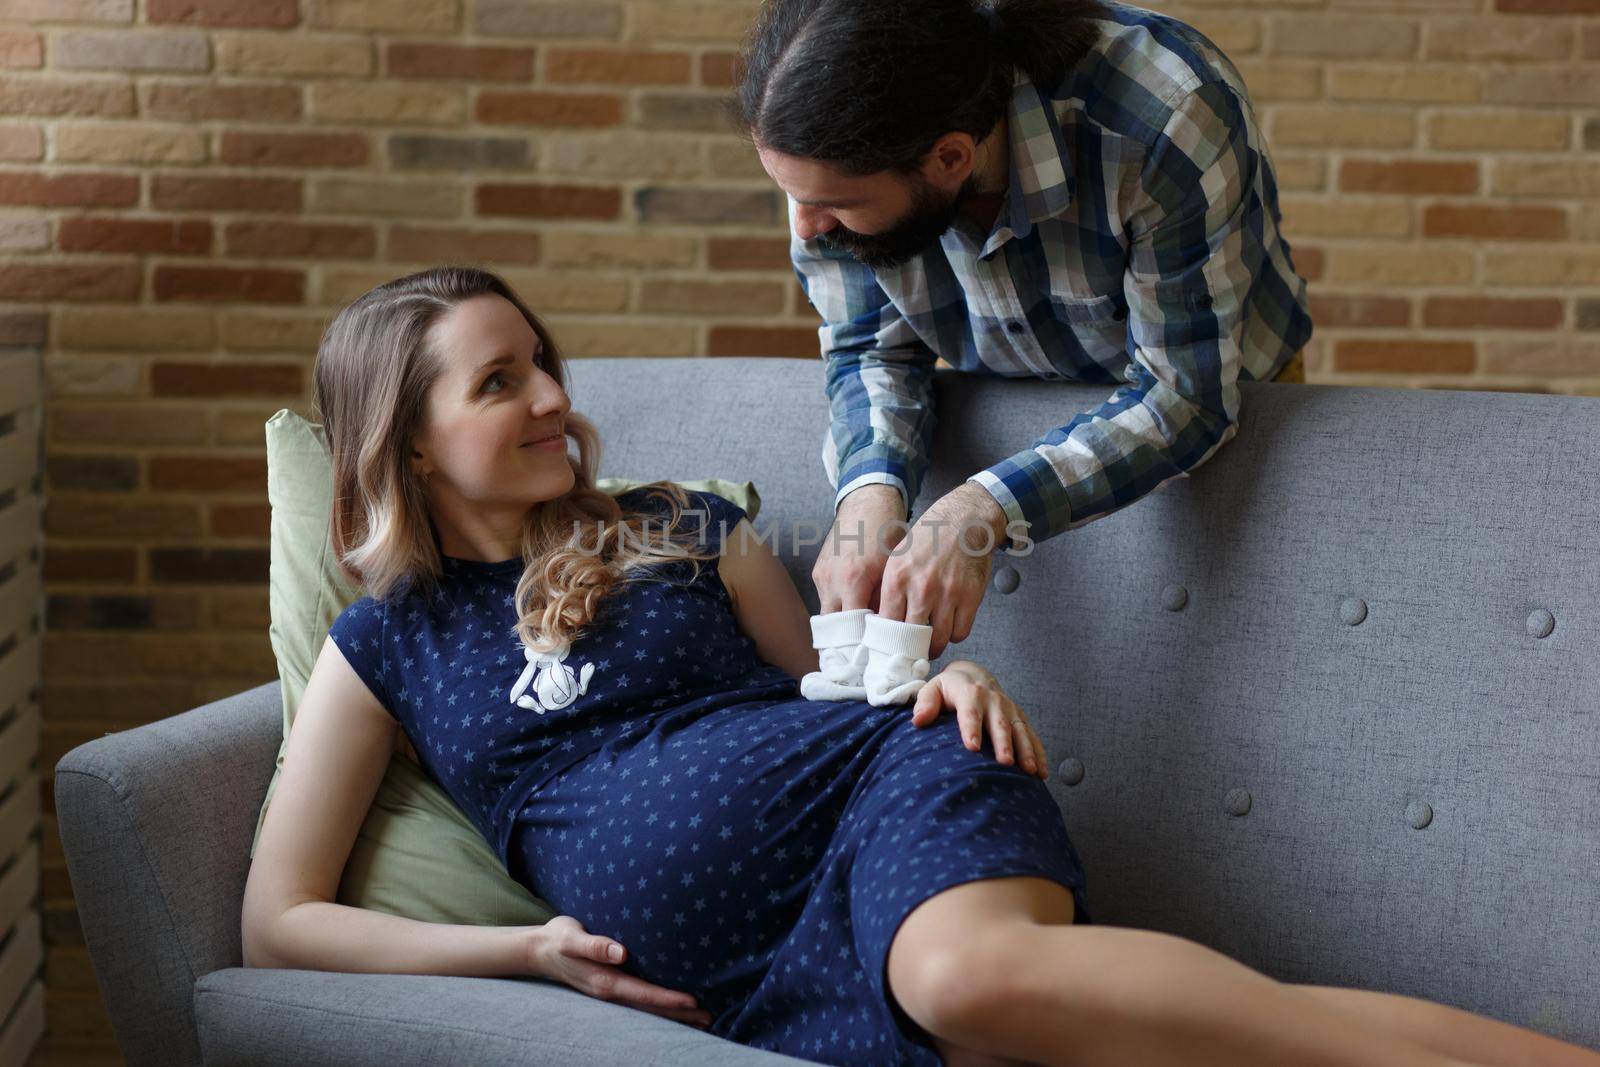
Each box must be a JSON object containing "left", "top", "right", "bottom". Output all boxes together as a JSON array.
[{"left": 794, "top": 0, "right": 1314, "bottom": 548}]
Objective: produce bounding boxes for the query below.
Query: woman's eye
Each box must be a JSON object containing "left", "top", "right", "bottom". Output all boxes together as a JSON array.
[{"left": 482, "top": 371, "right": 507, "bottom": 395}]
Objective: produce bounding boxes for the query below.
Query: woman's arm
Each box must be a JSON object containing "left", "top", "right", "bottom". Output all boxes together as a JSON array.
[
  {"left": 241, "top": 636, "right": 536, "bottom": 976},
  {"left": 716, "top": 517, "right": 820, "bottom": 682},
  {"left": 242, "top": 634, "right": 717, "bottom": 1025}
]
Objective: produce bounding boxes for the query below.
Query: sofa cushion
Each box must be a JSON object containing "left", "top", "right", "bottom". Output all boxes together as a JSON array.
[{"left": 193, "top": 968, "right": 811, "bottom": 1065}]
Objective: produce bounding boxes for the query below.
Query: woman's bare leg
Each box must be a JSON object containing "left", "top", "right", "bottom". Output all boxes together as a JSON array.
[
  {"left": 887, "top": 877, "right": 1494, "bottom": 1067},
  {"left": 1291, "top": 985, "right": 1600, "bottom": 1067}
]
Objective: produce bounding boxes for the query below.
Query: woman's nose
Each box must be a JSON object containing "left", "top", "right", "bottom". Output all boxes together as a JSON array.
[{"left": 529, "top": 377, "right": 569, "bottom": 416}]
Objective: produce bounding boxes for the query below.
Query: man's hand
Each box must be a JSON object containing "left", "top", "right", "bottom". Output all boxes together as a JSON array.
[
  {"left": 879, "top": 482, "right": 1008, "bottom": 659},
  {"left": 812, "top": 484, "right": 906, "bottom": 614}
]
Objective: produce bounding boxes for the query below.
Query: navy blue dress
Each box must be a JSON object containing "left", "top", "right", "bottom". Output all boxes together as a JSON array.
[{"left": 329, "top": 487, "right": 1090, "bottom": 1065}]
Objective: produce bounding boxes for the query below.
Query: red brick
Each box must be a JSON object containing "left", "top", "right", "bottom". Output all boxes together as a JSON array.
[
  {"left": 1340, "top": 160, "right": 1480, "bottom": 195},
  {"left": 225, "top": 220, "right": 377, "bottom": 258},
  {"left": 151, "top": 362, "right": 303, "bottom": 396},
  {"left": 1482, "top": 339, "right": 1600, "bottom": 376},
  {"left": 707, "top": 237, "right": 789, "bottom": 271},
  {"left": 147, "top": 548, "right": 270, "bottom": 584},
  {"left": 47, "top": 592, "right": 204, "bottom": 630},
  {"left": 147, "top": 0, "right": 298, "bottom": 26},
  {"left": 142, "top": 81, "right": 302, "bottom": 121},
  {"left": 151, "top": 174, "right": 301, "bottom": 212},
  {"left": 220, "top": 131, "right": 369, "bottom": 168},
  {"left": 0, "top": 31, "right": 43, "bottom": 68},
  {"left": 57, "top": 216, "right": 212, "bottom": 254},
  {"left": 1334, "top": 340, "right": 1477, "bottom": 374},
  {"left": 1308, "top": 295, "right": 1410, "bottom": 329},
  {"left": 699, "top": 51, "right": 742, "bottom": 89},
  {"left": 46, "top": 454, "right": 137, "bottom": 490},
  {"left": 1422, "top": 204, "right": 1566, "bottom": 241},
  {"left": 476, "top": 183, "right": 620, "bottom": 219},
  {"left": 0, "top": 172, "right": 137, "bottom": 208},
  {"left": 43, "top": 547, "right": 137, "bottom": 583},
  {"left": 1294, "top": 246, "right": 1324, "bottom": 282},
  {"left": 546, "top": 48, "right": 691, "bottom": 85},
  {"left": 387, "top": 225, "right": 539, "bottom": 263},
  {"left": 0, "top": 76, "right": 133, "bottom": 117},
  {"left": 209, "top": 502, "right": 270, "bottom": 537},
  {"left": 0, "top": 123, "right": 42, "bottom": 160},
  {"left": 0, "top": 262, "right": 140, "bottom": 301},
  {"left": 0, "top": 310, "right": 47, "bottom": 345},
  {"left": 708, "top": 326, "right": 819, "bottom": 358},
  {"left": 1495, "top": 0, "right": 1600, "bottom": 10},
  {"left": 47, "top": 498, "right": 201, "bottom": 539},
  {"left": 639, "top": 279, "right": 785, "bottom": 315},
  {"left": 387, "top": 42, "right": 533, "bottom": 80},
  {"left": 475, "top": 90, "right": 622, "bottom": 126},
  {"left": 148, "top": 455, "right": 266, "bottom": 491},
  {"left": 153, "top": 266, "right": 303, "bottom": 303},
  {"left": 634, "top": 187, "right": 778, "bottom": 225},
  {"left": 1422, "top": 297, "right": 1564, "bottom": 330},
  {"left": 49, "top": 404, "right": 209, "bottom": 445}
]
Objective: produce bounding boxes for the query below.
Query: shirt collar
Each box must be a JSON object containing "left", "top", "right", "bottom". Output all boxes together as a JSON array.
[{"left": 981, "top": 69, "right": 1075, "bottom": 258}]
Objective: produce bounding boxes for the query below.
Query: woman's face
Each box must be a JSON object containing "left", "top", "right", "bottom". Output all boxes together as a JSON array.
[{"left": 410, "top": 293, "right": 574, "bottom": 510}]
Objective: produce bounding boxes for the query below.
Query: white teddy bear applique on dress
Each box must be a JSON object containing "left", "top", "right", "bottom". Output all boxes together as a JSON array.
[{"left": 509, "top": 641, "right": 597, "bottom": 714}]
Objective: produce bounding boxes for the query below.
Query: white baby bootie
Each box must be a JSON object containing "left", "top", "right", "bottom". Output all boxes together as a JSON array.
[
  {"left": 799, "top": 608, "right": 871, "bottom": 701},
  {"left": 861, "top": 614, "right": 933, "bottom": 707}
]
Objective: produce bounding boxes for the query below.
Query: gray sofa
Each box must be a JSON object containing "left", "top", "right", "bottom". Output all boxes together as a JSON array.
[{"left": 56, "top": 356, "right": 1600, "bottom": 1065}]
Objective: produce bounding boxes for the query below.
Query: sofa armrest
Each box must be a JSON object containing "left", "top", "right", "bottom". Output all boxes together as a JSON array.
[{"left": 54, "top": 681, "right": 283, "bottom": 1067}]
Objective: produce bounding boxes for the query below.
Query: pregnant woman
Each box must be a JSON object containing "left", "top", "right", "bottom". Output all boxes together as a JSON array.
[{"left": 243, "top": 266, "right": 1596, "bottom": 1067}]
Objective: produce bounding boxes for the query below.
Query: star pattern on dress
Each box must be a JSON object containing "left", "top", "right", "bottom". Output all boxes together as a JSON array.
[{"left": 323, "top": 489, "right": 1092, "bottom": 1065}]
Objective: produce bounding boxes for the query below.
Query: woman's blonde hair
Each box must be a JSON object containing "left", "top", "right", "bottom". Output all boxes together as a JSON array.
[{"left": 312, "top": 264, "right": 721, "bottom": 654}]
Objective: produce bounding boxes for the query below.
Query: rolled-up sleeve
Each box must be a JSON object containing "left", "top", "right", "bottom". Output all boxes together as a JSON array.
[{"left": 968, "top": 81, "right": 1258, "bottom": 547}]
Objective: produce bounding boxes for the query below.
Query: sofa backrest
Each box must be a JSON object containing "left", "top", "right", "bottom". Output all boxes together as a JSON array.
[{"left": 566, "top": 356, "right": 1600, "bottom": 1046}]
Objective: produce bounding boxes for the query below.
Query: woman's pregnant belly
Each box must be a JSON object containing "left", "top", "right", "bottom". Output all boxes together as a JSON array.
[{"left": 508, "top": 697, "right": 900, "bottom": 998}]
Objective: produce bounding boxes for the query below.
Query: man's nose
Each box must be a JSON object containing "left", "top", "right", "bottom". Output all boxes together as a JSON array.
[{"left": 793, "top": 204, "right": 835, "bottom": 240}]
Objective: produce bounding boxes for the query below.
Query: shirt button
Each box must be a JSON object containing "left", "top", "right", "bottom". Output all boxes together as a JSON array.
[{"left": 1006, "top": 320, "right": 1026, "bottom": 335}]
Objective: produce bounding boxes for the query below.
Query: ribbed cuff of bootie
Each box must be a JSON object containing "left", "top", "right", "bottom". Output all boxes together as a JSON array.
[
  {"left": 861, "top": 613, "right": 932, "bottom": 659},
  {"left": 809, "top": 607, "right": 870, "bottom": 651},
  {"left": 800, "top": 608, "right": 872, "bottom": 701},
  {"left": 861, "top": 614, "right": 933, "bottom": 707}
]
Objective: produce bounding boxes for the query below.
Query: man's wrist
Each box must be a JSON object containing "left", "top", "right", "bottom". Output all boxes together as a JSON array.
[
  {"left": 948, "top": 482, "right": 1009, "bottom": 550},
  {"left": 838, "top": 482, "right": 907, "bottom": 519}
]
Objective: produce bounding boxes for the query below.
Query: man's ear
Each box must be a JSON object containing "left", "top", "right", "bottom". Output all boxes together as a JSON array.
[{"left": 923, "top": 131, "right": 978, "bottom": 190}]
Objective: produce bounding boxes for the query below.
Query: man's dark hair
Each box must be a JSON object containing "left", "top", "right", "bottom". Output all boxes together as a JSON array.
[{"left": 733, "top": 0, "right": 1111, "bottom": 175}]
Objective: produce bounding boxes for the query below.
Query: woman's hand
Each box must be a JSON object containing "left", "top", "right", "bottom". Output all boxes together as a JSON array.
[
  {"left": 909, "top": 660, "right": 1049, "bottom": 780},
  {"left": 528, "top": 915, "right": 714, "bottom": 1030}
]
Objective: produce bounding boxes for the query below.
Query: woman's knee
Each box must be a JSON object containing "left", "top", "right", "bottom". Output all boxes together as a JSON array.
[
  {"left": 888, "top": 932, "right": 996, "bottom": 1039},
  {"left": 886, "top": 877, "right": 1077, "bottom": 1037}
]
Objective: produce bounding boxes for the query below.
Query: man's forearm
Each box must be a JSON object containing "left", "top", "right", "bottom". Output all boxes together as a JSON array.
[{"left": 251, "top": 899, "right": 536, "bottom": 978}]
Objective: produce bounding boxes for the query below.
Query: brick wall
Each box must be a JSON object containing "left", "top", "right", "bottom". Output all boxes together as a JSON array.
[{"left": 4, "top": 0, "right": 1597, "bottom": 1062}]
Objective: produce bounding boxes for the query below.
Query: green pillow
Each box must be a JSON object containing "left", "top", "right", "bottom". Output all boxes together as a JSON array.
[{"left": 252, "top": 408, "right": 760, "bottom": 927}]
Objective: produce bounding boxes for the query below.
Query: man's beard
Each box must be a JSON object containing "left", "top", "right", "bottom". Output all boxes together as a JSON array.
[{"left": 821, "top": 173, "right": 975, "bottom": 270}]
